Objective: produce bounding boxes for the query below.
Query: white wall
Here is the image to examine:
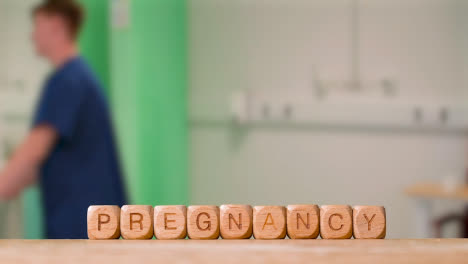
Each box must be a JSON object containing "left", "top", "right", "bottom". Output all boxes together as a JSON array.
[
  {"left": 0, "top": 0, "right": 48, "bottom": 140},
  {"left": 188, "top": 0, "right": 468, "bottom": 238},
  {"left": 0, "top": 0, "right": 48, "bottom": 238}
]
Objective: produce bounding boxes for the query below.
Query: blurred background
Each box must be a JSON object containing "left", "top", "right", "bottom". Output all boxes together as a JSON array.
[{"left": 1, "top": 0, "right": 468, "bottom": 239}]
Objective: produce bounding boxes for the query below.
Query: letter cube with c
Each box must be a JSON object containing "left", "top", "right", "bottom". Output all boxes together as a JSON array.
[
  {"left": 187, "top": 206, "right": 220, "bottom": 239},
  {"left": 320, "top": 205, "right": 353, "bottom": 239},
  {"left": 87, "top": 206, "right": 121, "bottom": 239}
]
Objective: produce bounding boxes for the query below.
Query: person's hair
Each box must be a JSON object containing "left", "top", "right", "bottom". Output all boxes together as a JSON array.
[{"left": 33, "top": 0, "right": 85, "bottom": 40}]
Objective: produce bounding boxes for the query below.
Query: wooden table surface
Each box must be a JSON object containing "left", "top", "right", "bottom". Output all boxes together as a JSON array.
[
  {"left": 0, "top": 239, "right": 467, "bottom": 264},
  {"left": 405, "top": 182, "right": 468, "bottom": 201}
]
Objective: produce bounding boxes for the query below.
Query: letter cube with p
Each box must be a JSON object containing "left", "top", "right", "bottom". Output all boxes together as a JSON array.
[{"left": 87, "top": 206, "right": 121, "bottom": 239}]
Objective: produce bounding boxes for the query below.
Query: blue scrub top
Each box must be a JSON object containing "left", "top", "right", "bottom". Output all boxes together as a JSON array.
[{"left": 33, "top": 57, "right": 127, "bottom": 239}]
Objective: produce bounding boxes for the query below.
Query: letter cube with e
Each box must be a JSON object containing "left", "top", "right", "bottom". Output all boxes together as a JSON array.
[
  {"left": 287, "top": 205, "right": 320, "bottom": 239},
  {"left": 154, "top": 205, "right": 187, "bottom": 239},
  {"left": 121, "top": 205, "right": 154, "bottom": 239},
  {"left": 353, "top": 206, "right": 386, "bottom": 239},
  {"left": 320, "top": 205, "right": 353, "bottom": 239},
  {"left": 87, "top": 206, "right": 121, "bottom": 239},
  {"left": 253, "top": 206, "right": 286, "bottom": 239},
  {"left": 220, "top": 205, "right": 253, "bottom": 239},
  {"left": 187, "top": 206, "right": 220, "bottom": 239}
]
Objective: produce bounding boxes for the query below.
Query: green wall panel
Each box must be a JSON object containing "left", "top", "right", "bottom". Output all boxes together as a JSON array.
[
  {"left": 79, "top": 0, "right": 110, "bottom": 95},
  {"left": 110, "top": 27, "right": 141, "bottom": 204},
  {"left": 110, "top": 0, "right": 189, "bottom": 205}
]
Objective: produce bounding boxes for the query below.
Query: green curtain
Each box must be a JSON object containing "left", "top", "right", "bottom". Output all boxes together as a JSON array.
[{"left": 110, "top": 0, "right": 189, "bottom": 206}]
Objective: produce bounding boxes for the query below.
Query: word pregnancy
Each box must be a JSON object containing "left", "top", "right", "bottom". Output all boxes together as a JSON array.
[{"left": 87, "top": 205, "right": 386, "bottom": 240}]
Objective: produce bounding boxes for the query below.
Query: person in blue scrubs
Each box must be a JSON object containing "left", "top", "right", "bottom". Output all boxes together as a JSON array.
[{"left": 0, "top": 0, "right": 127, "bottom": 238}]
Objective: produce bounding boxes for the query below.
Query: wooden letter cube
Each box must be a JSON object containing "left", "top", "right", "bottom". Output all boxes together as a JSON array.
[
  {"left": 220, "top": 205, "right": 253, "bottom": 239},
  {"left": 121, "top": 205, "right": 154, "bottom": 239},
  {"left": 87, "top": 206, "right": 121, "bottom": 239},
  {"left": 253, "top": 206, "right": 286, "bottom": 239},
  {"left": 287, "top": 205, "right": 320, "bottom": 239},
  {"left": 187, "top": 206, "right": 220, "bottom": 239},
  {"left": 320, "top": 205, "right": 353, "bottom": 239},
  {"left": 154, "top": 205, "right": 187, "bottom": 239},
  {"left": 353, "top": 206, "right": 386, "bottom": 239}
]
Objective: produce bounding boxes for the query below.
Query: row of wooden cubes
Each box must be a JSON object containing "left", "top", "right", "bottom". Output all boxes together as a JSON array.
[{"left": 88, "top": 205, "right": 386, "bottom": 240}]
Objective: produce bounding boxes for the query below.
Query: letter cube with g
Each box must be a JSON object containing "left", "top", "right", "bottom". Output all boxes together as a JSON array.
[{"left": 187, "top": 206, "right": 220, "bottom": 239}]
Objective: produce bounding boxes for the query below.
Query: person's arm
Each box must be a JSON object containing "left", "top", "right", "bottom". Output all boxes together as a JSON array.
[{"left": 0, "top": 124, "right": 58, "bottom": 200}]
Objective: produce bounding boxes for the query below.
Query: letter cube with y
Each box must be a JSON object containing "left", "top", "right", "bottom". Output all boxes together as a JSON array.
[
  {"left": 353, "top": 206, "right": 386, "bottom": 239},
  {"left": 320, "top": 205, "right": 353, "bottom": 239},
  {"left": 121, "top": 205, "right": 154, "bottom": 239},
  {"left": 287, "top": 205, "right": 320, "bottom": 239},
  {"left": 154, "top": 205, "right": 187, "bottom": 239},
  {"left": 220, "top": 205, "right": 253, "bottom": 239},
  {"left": 87, "top": 206, "right": 121, "bottom": 239},
  {"left": 187, "top": 206, "right": 220, "bottom": 239},
  {"left": 253, "top": 206, "right": 286, "bottom": 239}
]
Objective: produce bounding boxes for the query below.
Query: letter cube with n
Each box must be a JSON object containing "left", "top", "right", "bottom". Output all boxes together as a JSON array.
[
  {"left": 220, "top": 205, "right": 253, "bottom": 239},
  {"left": 154, "top": 206, "right": 187, "bottom": 239},
  {"left": 320, "top": 205, "right": 353, "bottom": 239},
  {"left": 187, "top": 206, "right": 220, "bottom": 239},
  {"left": 87, "top": 206, "right": 121, "bottom": 239},
  {"left": 353, "top": 206, "right": 386, "bottom": 239},
  {"left": 121, "top": 205, "right": 154, "bottom": 239},
  {"left": 287, "top": 205, "right": 320, "bottom": 239},
  {"left": 253, "top": 206, "right": 286, "bottom": 239}
]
